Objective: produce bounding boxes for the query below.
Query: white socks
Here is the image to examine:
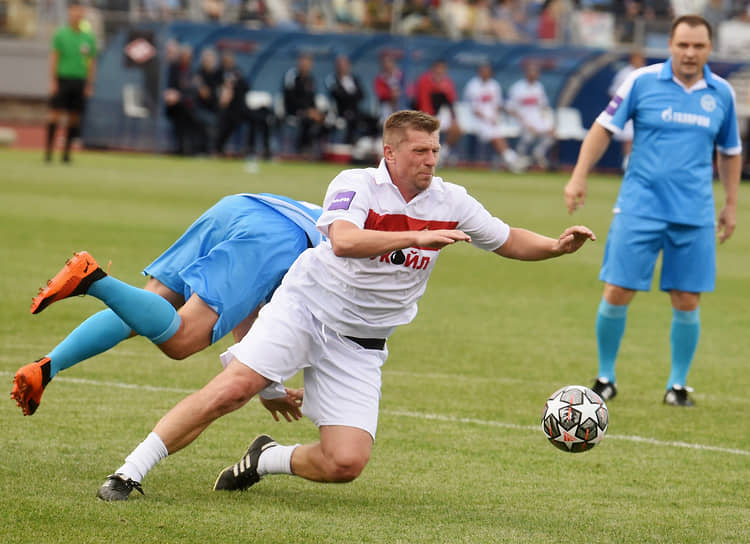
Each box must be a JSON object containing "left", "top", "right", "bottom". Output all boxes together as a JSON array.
[
  {"left": 257, "top": 444, "right": 298, "bottom": 477},
  {"left": 116, "top": 432, "right": 169, "bottom": 482}
]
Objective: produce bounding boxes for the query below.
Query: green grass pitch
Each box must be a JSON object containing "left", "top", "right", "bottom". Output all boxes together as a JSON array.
[{"left": 1, "top": 149, "right": 748, "bottom": 543}]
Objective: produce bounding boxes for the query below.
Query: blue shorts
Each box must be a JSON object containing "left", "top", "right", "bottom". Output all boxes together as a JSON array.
[
  {"left": 599, "top": 213, "right": 716, "bottom": 293},
  {"left": 144, "top": 195, "right": 310, "bottom": 343}
]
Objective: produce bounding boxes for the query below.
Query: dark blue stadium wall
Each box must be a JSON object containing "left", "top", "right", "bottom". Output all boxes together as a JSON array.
[{"left": 83, "top": 22, "right": 749, "bottom": 168}]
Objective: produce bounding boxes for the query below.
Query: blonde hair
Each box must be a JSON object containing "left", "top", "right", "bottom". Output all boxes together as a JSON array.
[{"left": 383, "top": 110, "right": 440, "bottom": 148}]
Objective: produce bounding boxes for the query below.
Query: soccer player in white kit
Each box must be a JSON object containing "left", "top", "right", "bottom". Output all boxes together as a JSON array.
[
  {"left": 463, "top": 63, "right": 527, "bottom": 173},
  {"left": 96, "top": 110, "right": 595, "bottom": 501},
  {"left": 507, "top": 61, "right": 556, "bottom": 169}
]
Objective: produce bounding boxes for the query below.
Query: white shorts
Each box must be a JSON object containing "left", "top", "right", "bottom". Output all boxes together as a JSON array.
[
  {"left": 222, "top": 287, "right": 388, "bottom": 440},
  {"left": 475, "top": 119, "right": 505, "bottom": 142},
  {"left": 519, "top": 111, "right": 554, "bottom": 134}
]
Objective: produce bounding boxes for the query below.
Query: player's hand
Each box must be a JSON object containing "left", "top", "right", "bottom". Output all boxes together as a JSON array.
[
  {"left": 564, "top": 176, "right": 588, "bottom": 214},
  {"left": 717, "top": 204, "right": 737, "bottom": 243},
  {"left": 260, "top": 387, "right": 304, "bottom": 422},
  {"left": 414, "top": 229, "right": 471, "bottom": 249},
  {"left": 555, "top": 225, "right": 596, "bottom": 254}
]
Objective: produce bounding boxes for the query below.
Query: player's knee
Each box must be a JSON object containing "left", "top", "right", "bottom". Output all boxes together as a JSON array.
[
  {"left": 325, "top": 449, "right": 370, "bottom": 482},
  {"left": 209, "top": 382, "right": 254, "bottom": 414},
  {"left": 159, "top": 343, "right": 191, "bottom": 360}
]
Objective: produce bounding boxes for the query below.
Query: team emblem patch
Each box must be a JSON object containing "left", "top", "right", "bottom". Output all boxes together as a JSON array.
[
  {"left": 700, "top": 94, "right": 716, "bottom": 113},
  {"left": 328, "top": 191, "right": 356, "bottom": 211}
]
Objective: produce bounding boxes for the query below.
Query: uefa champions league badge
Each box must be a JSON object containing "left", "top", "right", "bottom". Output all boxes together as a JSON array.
[
  {"left": 328, "top": 191, "right": 356, "bottom": 211},
  {"left": 700, "top": 94, "right": 716, "bottom": 113}
]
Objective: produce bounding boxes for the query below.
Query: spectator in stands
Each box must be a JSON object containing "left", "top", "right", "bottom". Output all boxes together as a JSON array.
[
  {"left": 326, "top": 55, "right": 377, "bottom": 145},
  {"left": 608, "top": 49, "right": 645, "bottom": 170},
  {"left": 363, "top": 0, "right": 393, "bottom": 31},
  {"left": 192, "top": 48, "right": 222, "bottom": 154},
  {"left": 238, "top": 0, "right": 272, "bottom": 26},
  {"left": 164, "top": 43, "right": 203, "bottom": 156},
  {"left": 614, "top": 0, "right": 642, "bottom": 44},
  {"left": 398, "top": 0, "right": 447, "bottom": 35},
  {"left": 414, "top": 59, "right": 462, "bottom": 162},
  {"left": 282, "top": 52, "right": 327, "bottom": 156},
  {"left": 373, "top": 52, "right": 405, "bottom": 125},
  {"left": 507, "top": 60, "right": 556, "bottom": 169},
  {"left": 45, "top": 1, "right": 97, "bottom": 164},
  {"left": 537, "top": 0, "right": 574, "bottom": 43},
  {"left": 463, "top": 62, "right": 527, "bottom": 172},
  {"left": 487, "top": 0, "right": 531, "bottom": 42},
  {"left": 702, "top": 0, "right": 733, "bottom": 47},
  {"left": 215, "top": 51, "right": 273, "bottom": 159}
]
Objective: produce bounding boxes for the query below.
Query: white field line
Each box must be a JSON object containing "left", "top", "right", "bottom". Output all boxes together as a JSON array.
[
  {"left": 2, "top": 353, "right": 746, "bottom": 403},
  {"left": 386, "top": 370, "right": 749, "bottom": 405},
  {"left": 383, "top": 409, "right": 750, "bottom": 457},
  {"left": 2, "top": 371, "right": 748, "bottom": 458}
]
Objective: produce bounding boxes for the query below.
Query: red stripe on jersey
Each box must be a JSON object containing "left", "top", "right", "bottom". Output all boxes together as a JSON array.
[{"left": 364, "top": 210, "right": 459, "bottom": 251}]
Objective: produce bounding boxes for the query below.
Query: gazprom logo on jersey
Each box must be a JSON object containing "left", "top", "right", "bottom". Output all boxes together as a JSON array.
[
  {"left": 660, "top": 107, "right": 710, "bottom": 127},
  {"left": 328, "top": 191, "right": 356, "bottom": 211}
]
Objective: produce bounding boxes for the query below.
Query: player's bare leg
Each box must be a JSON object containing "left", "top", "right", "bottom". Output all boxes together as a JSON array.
[
  {"left": 214, "top": 424, "right": 373, "bottom": 492},
  {"left": 156, "top": 293, "right": 218, "bottom": 360},
  {"left": 99, "top": 361, "right": 269, "bottom": 500},
  {"left": 290, "top": 426, "right": 373, "bottom": 482}
]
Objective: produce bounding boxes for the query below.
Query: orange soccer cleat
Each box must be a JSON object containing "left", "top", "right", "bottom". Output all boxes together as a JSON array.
[
  {"left": 11, "top": 357, "right": 52, "bottom": 416},
  {"left": 30, "top": 251, "right": 106, "bottom": 315}
]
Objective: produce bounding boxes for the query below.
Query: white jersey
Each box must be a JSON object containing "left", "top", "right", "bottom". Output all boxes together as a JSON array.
[
  {"left": 279, "top": 159, "right": 510, "bottom": 339},
  {"left": 507, "top": 78, "right": 553, "bottom": 132},
  {"left": 464, "top": 76, "right": 503, "bottom": 122}
]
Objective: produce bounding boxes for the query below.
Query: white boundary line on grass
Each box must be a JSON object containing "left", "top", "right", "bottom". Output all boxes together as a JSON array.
[
  {"left": 383, "top": 409, "right": 750, "bottom": 457},
  {"left": 3, "top": 371, "right": 749, "bottom": 457}
]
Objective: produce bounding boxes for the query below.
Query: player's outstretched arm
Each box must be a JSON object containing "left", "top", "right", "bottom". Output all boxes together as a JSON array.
[
  {"left": 329, "top": 220, "right": 470, "bottom": 258},
  {"left": 494, "top": 226, "right": 595, "bottom": 261},
  {"left": 564, "top": 123, "right": 612, "bottom": 214},
  {"left": 260, "top": 388, "right": 304, "bottom": 422},
  {"left": 717, "top": 152, "right": 742, "bottom": 243}
]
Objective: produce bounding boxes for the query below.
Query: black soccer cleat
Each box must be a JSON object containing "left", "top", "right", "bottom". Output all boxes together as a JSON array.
[
  {"left": 213, "top": 434, "right": 278, "bottom": 491},
  {"left": 591, "top": 378, "right": 617, "bottom": 401},
  {"left": 663, "top": 385, "right": 694, "bottom": 407},
  {"left": 96, "top": 473, "right": 144, "bottom": 501}
]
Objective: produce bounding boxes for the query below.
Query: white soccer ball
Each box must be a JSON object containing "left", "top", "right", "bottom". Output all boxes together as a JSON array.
[{"left": 541, "top": 385, "right": 609, "bottom": 453}]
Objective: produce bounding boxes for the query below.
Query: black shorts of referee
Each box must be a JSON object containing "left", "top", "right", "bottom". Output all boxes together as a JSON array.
[{"left": 50, "top": 77, "right": 87, "bottom": 113}]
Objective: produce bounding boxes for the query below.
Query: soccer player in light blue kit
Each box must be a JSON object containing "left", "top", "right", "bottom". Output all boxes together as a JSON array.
[
  {"left": 11, "top": 193, "right": 322, "bottom": 417},
  {"left": 564, "top": 14, "right": 742, "bottom": 406}
]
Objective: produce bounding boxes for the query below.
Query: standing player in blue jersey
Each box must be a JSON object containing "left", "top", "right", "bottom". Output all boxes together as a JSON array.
[
  {"left": 564, "top": 14, "right": 742, "bottom": 407},
  {"left": 11, "top": 193, "right": 321, "bottom": 418}
]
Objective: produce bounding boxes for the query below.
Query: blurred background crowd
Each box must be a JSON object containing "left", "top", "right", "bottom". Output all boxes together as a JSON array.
[
  {"left": 1, "top": 0, "right": 749, "bottom": 174},
  {"left": 3, "top": 1, "right": 750, "bottom": 46}
]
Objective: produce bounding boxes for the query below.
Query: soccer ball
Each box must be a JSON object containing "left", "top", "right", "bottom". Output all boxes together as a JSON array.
[{"left": 541, "top": 385, "right": 609, "bottom": 453}]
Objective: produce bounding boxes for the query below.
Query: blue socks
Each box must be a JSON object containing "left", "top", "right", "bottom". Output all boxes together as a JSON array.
[
  {"left": 595, "top": 298, "right": 628, "bottom": 383},
  {"left": 595, "top": 298, "right": 700, "bottom": 390},
  {"left": 42, "top": 276, "right": 181, "bottom": 381},
  {"left": 667, "top": 308, "right": 700, "bottom": 390},
  {"left": 47, "top": 310, "right": 132, "bottom": 378},
  {"left": 87, "top": 276, "right": 181, "bottom": 344}
]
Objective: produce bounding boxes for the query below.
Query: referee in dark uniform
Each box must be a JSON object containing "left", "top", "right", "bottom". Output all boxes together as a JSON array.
[{"left": 45, "top": 1, "right": 97, "bottom": 163}]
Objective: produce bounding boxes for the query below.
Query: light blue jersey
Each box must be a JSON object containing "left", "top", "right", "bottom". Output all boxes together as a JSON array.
[
  {"left": 598, "top": 59, "right": 742, "bottom": 227},
  {"left": 144, "top": 194, "right": 322, "bottom": 343}
]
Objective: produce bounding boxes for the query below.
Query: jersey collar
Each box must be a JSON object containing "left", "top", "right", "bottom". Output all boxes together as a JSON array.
[
  {"left": 376, "top": 158, "right": 444, "bottom": 199},
  {"left": 660, "top": 58, "right": 714, "bottom": 92}
]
